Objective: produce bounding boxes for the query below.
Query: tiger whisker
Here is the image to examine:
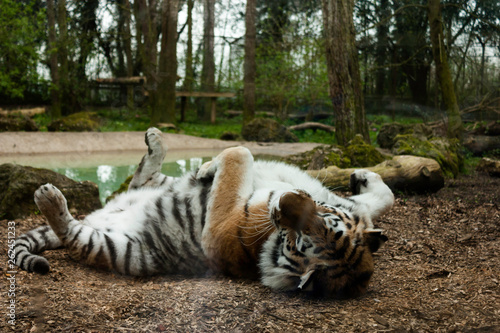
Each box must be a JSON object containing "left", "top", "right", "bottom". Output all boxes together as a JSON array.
[{"left": 237, "top": 225, "right": 275, "bottom": 237}]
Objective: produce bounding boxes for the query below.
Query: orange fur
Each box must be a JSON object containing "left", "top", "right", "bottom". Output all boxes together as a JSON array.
[{"left": 202, "top": 148, "right": 275, "bottom": 278}]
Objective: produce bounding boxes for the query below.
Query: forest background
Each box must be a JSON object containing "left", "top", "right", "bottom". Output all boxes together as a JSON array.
[{"left": 0, "top": 0, "right": 499, "bottom": 145}]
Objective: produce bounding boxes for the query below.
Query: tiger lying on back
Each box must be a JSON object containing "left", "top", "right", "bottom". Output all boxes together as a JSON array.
[{"left": 15, "top": 128, "right": 394, "bottom": 298}]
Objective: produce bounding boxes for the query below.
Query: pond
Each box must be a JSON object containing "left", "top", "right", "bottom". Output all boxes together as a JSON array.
[{"left": 0, "top": 149, "right": 222, "bottom": 203}]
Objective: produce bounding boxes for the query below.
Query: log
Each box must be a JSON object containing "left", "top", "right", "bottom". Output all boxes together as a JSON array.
[
  {"left": 463, "top": 135, "right": 500, "bottom": 156},
  {"left": 307, "top": 155, "right": 444, "bottom": 194},
  {"left": 288, "top": 122, "right": 335, "bottom": 133},
  {"left": 225, "top": 110, "right": 275, "bottom": 117},
  {"left": 94, "top": 76, "right": 146, "bottom": 84},
  {"left": 476, "top": 157, "right": 500, "bottom": 177},
  {"left": 0, "top": 107, "right": 46, "bottom": 117}
]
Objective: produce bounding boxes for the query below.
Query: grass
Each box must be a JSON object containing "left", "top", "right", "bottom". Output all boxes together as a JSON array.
[
  {"left": 32, "top": 108, "right": 424, "bottom": 146},
  {"left": 30, "top": 108, "right": 488, "bottom": 174}
]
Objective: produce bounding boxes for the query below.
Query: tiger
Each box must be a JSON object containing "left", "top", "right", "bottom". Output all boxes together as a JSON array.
[{"left": 14, "top": 127, "right": 394, "bottom": 298}]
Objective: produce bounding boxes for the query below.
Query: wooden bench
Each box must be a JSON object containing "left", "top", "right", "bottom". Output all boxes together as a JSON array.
[{"left": 176, "top": 91, "right": 236, "bottom": 124}]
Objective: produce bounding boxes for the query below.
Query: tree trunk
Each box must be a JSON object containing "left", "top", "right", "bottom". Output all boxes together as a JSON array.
[
  {"left": 182, "top": 1, "right": 194, "bottom": 92},
  {"left": 375, "top": 0, "right": 389, "bottom": 97},
  {"left": 76, "top": 1, "right": 98, "bottom": 107},
  {"left": 307, "top": 155, "right": 444, "bottom": 194},
  {"left": 133, "top": 0, "right": 144, "bottom": 74},
  {"left": 137, "top": 0, "right": 158, "bottom": 113},
  {"left": 121, "top": 0, "right": 134, "bottom": 109},
  {"left": 428, "top": 0, "right": 463, "bottom": 139},
  {"left": 243, "top": 0, "right": 257, "bottom": 125},
  {"left": 57, "top": 0, "right": 70, "bottom": 114},
  {"left": 321, "top": 0, "right": 369, "bottom": 146},
  {"left": 154, "top": 0, "right": 179, "bottom": 125},
  {"left": 200, "top": 0, "right": 216, "bottom": 121},
  {"left": 46, "top": 0, "right": 61, "bottom": 119},
  {"left": 347, "top": 0, "right": 370, "bottom": 143}
]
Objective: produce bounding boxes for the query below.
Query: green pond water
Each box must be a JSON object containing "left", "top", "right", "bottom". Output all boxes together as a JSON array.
[
  {"left": 52, "top": 156, "right": 214, "bottom": 203},
  {"left": 1, "top": 150, "right": 280, "bottom": 203},
  {"left": 1, "top": 150, "right": 220, "bottom": 203}
]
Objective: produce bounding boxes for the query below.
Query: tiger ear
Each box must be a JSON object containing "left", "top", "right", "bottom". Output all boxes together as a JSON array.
[{"left": 364, "top": 229, "right": 388, "bottom": 253}]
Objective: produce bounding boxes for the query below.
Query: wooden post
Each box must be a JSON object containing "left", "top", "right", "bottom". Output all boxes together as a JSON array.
[
  {"left": 210, "top": 97, "right": 217, "bottom": 124},
  {"left": 180, "top": 96, "right": 187, "bottom": 122}
]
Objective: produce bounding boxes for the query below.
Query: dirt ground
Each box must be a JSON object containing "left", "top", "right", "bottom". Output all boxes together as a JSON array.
[{"left": 1, "top": 173, "right": 499, "bottom": 332}]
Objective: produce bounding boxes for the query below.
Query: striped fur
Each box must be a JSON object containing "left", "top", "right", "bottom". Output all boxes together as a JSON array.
[{"left": 15, "top": 128, "right": 394, "bottom": 298}]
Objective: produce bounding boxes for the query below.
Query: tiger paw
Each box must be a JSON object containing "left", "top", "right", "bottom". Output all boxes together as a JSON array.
[
  {"left": 145, "top": 127, "right": 167, "bottom": 158},
  {"left": 34, "top": 184, "right": 71, "bottom": 233},
  {"left": 196, "top": 160, "right": 218, "bottom": 180},
  {"left": 350, "top": 170, "right": 384, "bottom": 195}
]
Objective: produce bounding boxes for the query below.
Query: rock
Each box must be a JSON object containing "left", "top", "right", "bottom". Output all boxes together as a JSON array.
[
  {"left": 241, "top": 118, "right": 298, "bottom": 142},
  {"left": 392, "top": 134, "right": 462, "bottom": 177},
  {"left": 283, "top": 135, "right": 388, "bottom": 170},
  {"left": 219, "top": 131, "right": 240, "bottom": 141},
  {"left": 377, "top": 123, "right": 407, "bottom": 149},
  {"left": 476, "top": 158, "right": 500, "bottom": 177},
  {"left": 0, "top": 114, "right": 39, "bottom": 132},
  {"left": 377, "top": 122, "right": 432, "bottom": 149},
  {"left": 47, "top": 111, "right": 101, "bottom": 132},
  {"left": 0, "top": 163, "right": 102, "bottom": 219}
]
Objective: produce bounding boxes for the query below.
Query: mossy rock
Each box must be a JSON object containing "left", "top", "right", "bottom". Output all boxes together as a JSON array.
[
  {"left": 283, "top": 135, "right": 388, "bottom": 170},
  {"left": 344, "top": 134, "right": 388, "bottom": 168},
  {"left": 105, "top": 175, "right": 133, "bottom": 203},
  {"left": 377, "top": 122, "right": 433, "bottom": 149},
  {"left": 0, "top": 163, "right": 102, "bottom": 219},
  {"left": 241, "top": 118, "right": 298, "bottom": 142},
  {"left": 48, "top": 111, "right": 101, "bottom": 132},
  {"left": 283, "top": 145, "right": 350, "bottom": 170},
  {"left": 0, "top": 114, "right": 39, "bottom": 132},
  {"left": 392, "top": 134, "right": 462, "bottom": 177}
]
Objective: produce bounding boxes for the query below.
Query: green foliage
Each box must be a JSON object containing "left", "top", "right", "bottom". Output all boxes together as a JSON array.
[
  {"left": 254, "top": 8, "right": 330, "bottom": 117},
  {"left": 0, "top": 0, "right": 45, "bottom": 99},
  {"left": 290, "top": 128, "right": 336, "bottom": 145},
  {"left": 97, "top": 109, "right": 151, "bottom": 132},
  {"left": 176, "top": 118, "right": 242, "bottom": 139}
]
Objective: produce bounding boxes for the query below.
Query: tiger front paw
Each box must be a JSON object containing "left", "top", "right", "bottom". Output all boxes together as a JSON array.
[
  {"left": 196, "top": 160, "right": 218, "bottom": 180},
  {"left": 350, "top": 169, "right": 385, "bottom": 195}
]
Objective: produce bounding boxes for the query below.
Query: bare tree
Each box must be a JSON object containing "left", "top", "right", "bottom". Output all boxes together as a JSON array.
[{"left": 243, "top": 0, "right": 257, "bottom": 124}]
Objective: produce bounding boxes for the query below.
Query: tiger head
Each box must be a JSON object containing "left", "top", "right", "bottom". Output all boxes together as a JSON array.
[{"left": 259, "top": 190, "right": 387, "bottom": 298}]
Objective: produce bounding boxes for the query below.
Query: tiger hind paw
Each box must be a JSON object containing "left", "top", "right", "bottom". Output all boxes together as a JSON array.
[{"left": 34, "top": 184, "right": 72, "bottom": 235}]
